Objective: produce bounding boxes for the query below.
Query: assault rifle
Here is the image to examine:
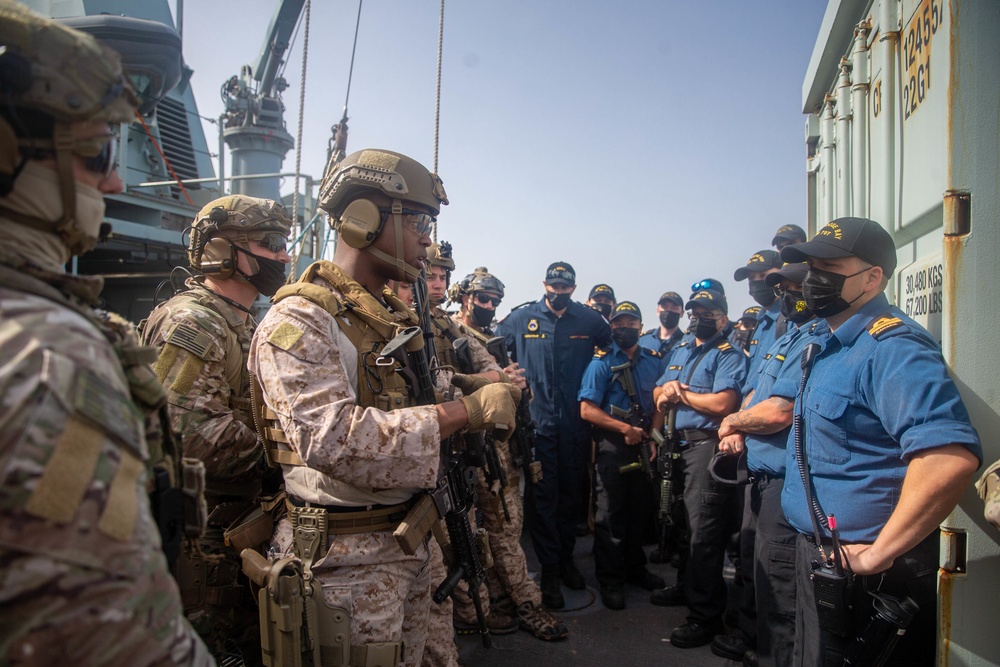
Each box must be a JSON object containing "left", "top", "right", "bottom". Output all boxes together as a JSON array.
[
  {"left": 609, "top": 360, "right": 655, "bottom": 480},
  {"left": 652, "top": 408, "right": 681, "bottom": 564},
  {"left": 387, "top": 276, "right": 492, "bottom": 648},
  {"left": 453, "top": 338, "right": 510, "bottom": 523},
  {"left": 483, "top": 336, "right": 542, "bottom": 487}
]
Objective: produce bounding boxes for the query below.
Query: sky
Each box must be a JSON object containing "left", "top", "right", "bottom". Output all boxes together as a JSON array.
[{"left": 173, "top": 0, "right": 829, "bottom": 322}]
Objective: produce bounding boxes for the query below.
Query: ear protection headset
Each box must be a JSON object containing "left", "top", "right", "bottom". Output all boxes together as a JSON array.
[
  {"left": 337, "top": 197, "right": 383, "bottom": 249},
  {"left": 192, "top": 206, "right": 238, "bottom": 278}
]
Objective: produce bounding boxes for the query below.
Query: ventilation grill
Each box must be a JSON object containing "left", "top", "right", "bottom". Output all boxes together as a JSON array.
[{"left": 156, "top": 96, "right": 201, "bottom": 196}]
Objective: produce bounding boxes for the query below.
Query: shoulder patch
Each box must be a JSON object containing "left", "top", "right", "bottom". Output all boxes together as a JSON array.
[
  {"left": 164, "top": 321, "right": 215, "bottom": 360},
  {"left": 269, "top": 321, "right": 305, "bottom": 350},
  {"left": 867, "top": 313, "right": 906, "bottom": 340}
]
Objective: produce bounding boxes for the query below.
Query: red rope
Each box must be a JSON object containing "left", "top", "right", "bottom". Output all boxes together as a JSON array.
[{"left": 134, "top": 110, "right": 195, "bottom": 205}]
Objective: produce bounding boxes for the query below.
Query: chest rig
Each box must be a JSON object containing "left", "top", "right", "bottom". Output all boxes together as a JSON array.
[{"left": 252, "top": 261, "right": 421, "bottom": 468}]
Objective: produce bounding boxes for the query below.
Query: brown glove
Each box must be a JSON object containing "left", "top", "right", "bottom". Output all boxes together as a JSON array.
[
  {"left": 451, "top": 373, "right": 492, "bottom": 394},
  {"left": 459, "top": 383, "right": 522, "bottom": 442}
]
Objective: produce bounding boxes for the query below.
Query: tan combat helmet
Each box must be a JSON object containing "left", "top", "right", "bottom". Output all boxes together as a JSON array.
[
  {"left": 318, "top": 148, "right": 448, "bottom": 282},
  {"left": 0, "top": 0, "right": 140, "bottom": 254},
  {"left": 188, "top": 194, "right": 292, "bottom": 279},
  {"left": 426, "top": 241, "right": 455, "bottom": 272}
]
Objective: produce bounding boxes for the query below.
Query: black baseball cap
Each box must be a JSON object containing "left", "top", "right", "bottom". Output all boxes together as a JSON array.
[
  {"left": 764, "top": 262, "right": 810, "bottom": 287},
  {"left": 610, "top": 300, "right": 642, "bottom": 322},
  {"left": 772, "top": 224, "right": 807, "bottom": 246},
  {"left": 734, "top": 250, "right": 783, "bottom": 281},
  {"left": 741, "top": 306, "right": 761, "bottom": 321},
  {"left": 658, "top": 291, "right": 684, "bottom": 307},
  {"left": 545, "top": 261, "right": 576, "bottom": 286},
  {"left": 589, "top": 283, "right": 615, "bottom": 300},
  {"left": 685, "top": 289, "right": 728, "bottom": 315},
  {"left": 780, "top": 217, "right": 898, "bottom": 276}
]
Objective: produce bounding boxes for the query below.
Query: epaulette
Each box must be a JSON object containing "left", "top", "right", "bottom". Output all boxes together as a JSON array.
[
  {"left": 717, "top": 341, "right": 734, "bottom": 352},
  {"left": 867, "top": 312, "right": 907, "bottom": 340},
  {"left": 593, "top": 346, "right": 611, "bottom": 359},
  {"left": 510, "top": 301, "right": 534, "bottom": 312},
  {"left": 642, "top": 347, "right": 662, "bottom": 358},
  {"left": 676, "top": 340, "right": 690, "bottom": 348},
  {"left": 641, "top": 328, "right": 655, "bottom": 336},
  {"left": 808, "top": 321, "right": 821, "bottom": 333}
]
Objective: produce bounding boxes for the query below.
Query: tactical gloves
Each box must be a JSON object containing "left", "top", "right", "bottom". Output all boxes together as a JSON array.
[{"left": 458, "top": 382, "right": 522, "bottom": 442}]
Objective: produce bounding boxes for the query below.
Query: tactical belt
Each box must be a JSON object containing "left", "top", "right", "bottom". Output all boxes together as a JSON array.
[
  {"left": 286, "top": 497, "right": 415, "bottom": 535},
  {"left": 206, "top": 500, "right": 257, "bottom": 528},
  {"left": 680, "top": 428, "right": 719, "bottom": 443}
]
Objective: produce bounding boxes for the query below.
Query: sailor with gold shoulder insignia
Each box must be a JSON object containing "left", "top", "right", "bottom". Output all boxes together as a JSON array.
[
  {"left": 639, "top": 291, "right": 686, "bottom": 371},
  {"left": 778, "top": 217, "right": 982, "bottom": 665},
  {"left": 140, "top": 193, "right": 292, "bottom": 664},
  {"left": 496, "top": 261, "right": 611, "bottom": 609},
  {"left": 650, "top": 288, "right": 748, "bottom": 648},
  {"left": 0, "top": 2, "right": 212, "bottom": 663}
]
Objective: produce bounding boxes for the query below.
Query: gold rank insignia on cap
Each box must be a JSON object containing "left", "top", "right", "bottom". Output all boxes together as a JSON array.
[
  {"left": 527, "top": 319, "right": 539, "bottom": 332},
  {"left": 817, "top": 221, "right": 844, "bottom": 240}
]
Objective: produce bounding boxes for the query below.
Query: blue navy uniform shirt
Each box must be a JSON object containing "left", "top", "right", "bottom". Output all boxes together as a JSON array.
[
  {"left": 781, "top": 293, "right": 982, "bottom": 543},
  {"left": 578, "top": 343, "right": 661, "bottom": 419},
  {"left": 638, "top": 327, "right": 683, "bottom": 374},
  {"left": 745, "top": 300, "right": 782, "bottom": 394},
  {"left": 497, "top": 298, "right": 611, "bottom": 438},
  {"left": 743, "top": 319, "right": 830, "bottom": 477},
  {"left": 656, "top": 332, "right": 748, "bottom": 433}
]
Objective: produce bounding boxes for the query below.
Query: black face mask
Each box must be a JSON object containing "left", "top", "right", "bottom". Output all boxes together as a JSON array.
[
  {"left": 592, "top": 302, "right": 612, "bottom": 318},
  {"left": 690, "top": 316, "right": 720, "bottom": 341},
  {"left": 779, "top": 290, "right": 814, "bottom": 324},
  {"left": 802, "top": 266, "right": 869, "bottom": 318},
  {"left": 471, "top": 304, "right": 495, "bottom": 328},
  {"left": 611, "top": 327, "right": 640, "bottom": 349},
  {"left": 732, "top": 328, "right": 750, "bottom": 350},
  {"left": 236, "top": 246, "right": 287, "bottom": 297},
  {"left": 748, "top": 279, "right": 776, "bottom": 307},
  {"left": 545, "top": 291, "right": 572, "bottom": 310},
  {"left": 659, "top": 311, "right": 681, "bottom": 329}
]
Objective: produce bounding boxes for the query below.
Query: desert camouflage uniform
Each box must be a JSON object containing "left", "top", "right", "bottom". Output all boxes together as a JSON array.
[
  {"left": 448, "top": 315, "right": 544, "bottom": 617},
  {"left": 422, "top": 307, "right": 505, "bottom": 666},
  {"left": 249, "top": 261, "right": 441, "bottom": 667},
  {"left": 141, "top": 278, "right": 263, "bottom": 663},
  {"left": 0, "top": 252, "right": 213, "bottom": 666}
]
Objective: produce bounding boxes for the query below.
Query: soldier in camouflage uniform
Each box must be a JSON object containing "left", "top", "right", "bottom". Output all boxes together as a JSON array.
[
  {"left": 451, "top": 268, "right": 570, "bottom": 640},
  {"left": 422, "top": 244, "right": 520, "bottom": 666},
  {"left": 248, "top": 148, "right": 520, "bottom": 666},
  {"left": 0, "top": 3, "right": 212, "bottom": 664},
  {"left": 140, "top": 195, "right": 292, "bottom": 665}
]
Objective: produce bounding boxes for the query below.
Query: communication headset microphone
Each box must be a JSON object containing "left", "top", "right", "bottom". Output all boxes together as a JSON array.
[{"left": 193, "top": 206, "right": 238, "bottom": 278}]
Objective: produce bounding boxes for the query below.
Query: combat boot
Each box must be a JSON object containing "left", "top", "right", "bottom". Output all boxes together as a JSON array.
[{"left": 541, "top": 565, "right": 565, "bottom": 609}]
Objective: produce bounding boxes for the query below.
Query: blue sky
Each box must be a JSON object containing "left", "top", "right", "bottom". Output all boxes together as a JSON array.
[{"left": 176, "top": 0, "right": 828, "bottom": 322}]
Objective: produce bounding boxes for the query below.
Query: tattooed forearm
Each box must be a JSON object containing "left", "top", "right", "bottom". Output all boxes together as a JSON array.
[{"left": 723, "top": 396, "right": 796, "bottom": 435}]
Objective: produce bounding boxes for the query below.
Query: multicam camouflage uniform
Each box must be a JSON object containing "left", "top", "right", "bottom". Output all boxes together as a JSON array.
[
  {"left": 141, "top": 278, "right": 264, "bottom": 663},
  {"left": 0, "top": 252, "right": 213, "bottom": 666},
  {"left": 249, "top": 261, "right": 442, "bottom": 667}
]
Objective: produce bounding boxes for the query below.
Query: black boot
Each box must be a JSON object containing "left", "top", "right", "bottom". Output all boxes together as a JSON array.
[{"left": 541, "top": 565, "right": 565, "bottom": 610}]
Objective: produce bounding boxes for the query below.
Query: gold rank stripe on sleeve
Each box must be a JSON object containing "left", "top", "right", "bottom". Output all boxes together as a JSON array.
[{"left": 867, "top": 313, "right": 905, "bottom": 339}]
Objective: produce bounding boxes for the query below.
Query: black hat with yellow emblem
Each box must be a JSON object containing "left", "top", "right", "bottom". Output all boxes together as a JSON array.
[
  {"left": 780, "top": 217, "right": 897, "bottom": 277},
  {"left": 609, "top": 300, "right": 642, "bottom": 322}
]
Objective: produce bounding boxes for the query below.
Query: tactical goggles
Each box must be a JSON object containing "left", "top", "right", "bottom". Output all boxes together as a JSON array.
[
  {"left": 380, "top": 207, "right": 435, "bottom": 237},
  {"left": 80, "top": 129, "right": 118, "bottom": 178},
  {"left": 254, "top": 231, "right": 288, "bottom": 253},
  {"left": 474, "top": 293, "right": 501, "bottom": 307}
]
